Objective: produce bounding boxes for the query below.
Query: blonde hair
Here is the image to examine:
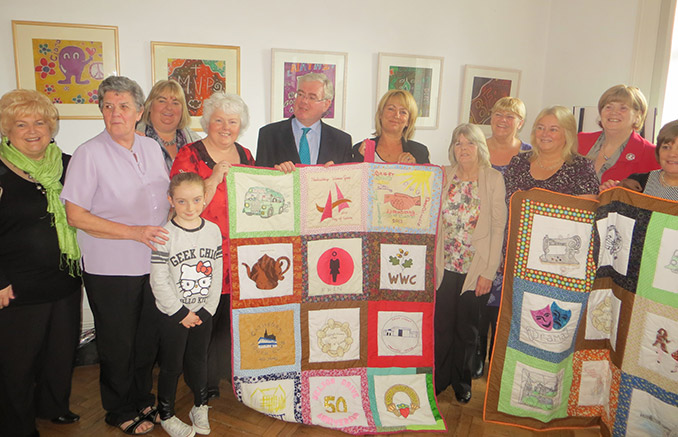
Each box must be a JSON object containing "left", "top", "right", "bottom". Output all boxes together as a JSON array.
[
  {"left": 141, "top": 80, "right": 191, "bottom": 130},
  {"left": 374, "top": 89, "right": 419, "bottom": 141},
  {"left": 491, "top": 96, "right": 526, "bottom": 121},
  {"left": 597, "top": 84, "right": 648, "bottom": 131},
  {"left": 0, "top": 89, "right": 59, "bottom": 137},
  {"left": 530, "top": 106, "right": 578, "bottom": 163},
  {"left": 448, "top": 123, "right": 491, "bottom": 168}
]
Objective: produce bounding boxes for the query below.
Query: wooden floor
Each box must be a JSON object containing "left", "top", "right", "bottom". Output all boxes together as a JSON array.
[{"left": 36, "top": 365, "right": 601, "bottom": 436}]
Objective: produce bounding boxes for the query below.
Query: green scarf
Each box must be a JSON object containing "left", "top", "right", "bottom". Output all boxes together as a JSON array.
[{"left": 0, "top": 136, "right": 81, "bottom": 276}]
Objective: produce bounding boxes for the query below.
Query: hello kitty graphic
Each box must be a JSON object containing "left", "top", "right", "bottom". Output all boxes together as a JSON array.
[{"left": 179, "top": 261, "right": 213, "bottom": 298}]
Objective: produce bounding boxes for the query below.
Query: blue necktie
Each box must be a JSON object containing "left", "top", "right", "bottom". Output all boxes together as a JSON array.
[{"left": 299, "top": 127, "right": 311, "bottom": 165}]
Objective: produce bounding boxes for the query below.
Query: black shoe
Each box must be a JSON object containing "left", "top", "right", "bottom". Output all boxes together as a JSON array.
[
  {"left": 472, "top": 359, "right": 485, "bottom": 380},
  {"left": 455, "top": 390, "right": 472, "bottom": 404},
  {"left": 51, "top": 411, "right": 80, "bottom": 424}
]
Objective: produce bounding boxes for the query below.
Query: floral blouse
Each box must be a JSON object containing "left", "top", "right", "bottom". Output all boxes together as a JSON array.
[
  {"left": 504, "top": 152, "right": 599, "bottom": 203},
  {"left": 441, "top": 175, "right": 480, "bottom": 273}
]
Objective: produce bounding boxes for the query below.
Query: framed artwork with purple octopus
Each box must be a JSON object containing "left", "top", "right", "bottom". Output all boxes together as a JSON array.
[
  {"left": 460, "top": 65, "right": 521, "bottom": 136},
  {"left": 12, "top": 20, "right": 119, "bottom": 119},
  {"left": 270, "top": 49, "right": 348, "bottom": 130},
  {"left": 152, "top": 41, "right": 240, "bottom": 131}
]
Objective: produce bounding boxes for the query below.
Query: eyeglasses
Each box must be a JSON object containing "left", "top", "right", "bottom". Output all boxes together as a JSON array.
[
  {"left": 294, "top": 91, "right": 327, "bottom": 103},
  {"left": 492, "top": 112, "right": 520, "bottom": 121}
]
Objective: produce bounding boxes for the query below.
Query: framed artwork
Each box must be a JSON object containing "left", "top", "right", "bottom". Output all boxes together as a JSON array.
[
  {"left": 460, "top": 65, "right": 521, "bottom": 135},
  {"left": 270, "top": 49, "right": 348, "bottom": 129},
  {"left": 12, "top": 20, "right": 119, "bottom": 119},
  {"left": 151, "top": 41, "right": 240, "bottom": 131},
  {"left": 377, "top": 53, "right": 444, "bottom": 130}
]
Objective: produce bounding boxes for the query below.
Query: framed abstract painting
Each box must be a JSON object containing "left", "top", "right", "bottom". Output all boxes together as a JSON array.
[
  {"left": 377, "top": 53, "right": 444, "bottom": 130},
  {"left": 12, "top": 20, "right": 119, "bottom": 119},
  {"left": 151, "top": 41, "right": 240, "bottom": 131},
  {"left": 460, "top": 65, "right": 521, "bottom": 136},
  {"left": 270, "top": 49, "right": 348, "bottom": 129}
]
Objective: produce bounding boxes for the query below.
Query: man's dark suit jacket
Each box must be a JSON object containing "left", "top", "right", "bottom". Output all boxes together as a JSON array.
[{"left": 255, "top": 117, "right": 352, "bottom": 167}]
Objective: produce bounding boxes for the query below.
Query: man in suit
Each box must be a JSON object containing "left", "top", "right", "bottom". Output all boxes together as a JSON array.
[{"left": 256, "top": 72, "right": 352, "bottom": 170}]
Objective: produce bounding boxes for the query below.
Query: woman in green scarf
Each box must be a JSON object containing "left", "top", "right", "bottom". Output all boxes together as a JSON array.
[{"left": 0, "top": 89, "right": 82, "bottom": 437}]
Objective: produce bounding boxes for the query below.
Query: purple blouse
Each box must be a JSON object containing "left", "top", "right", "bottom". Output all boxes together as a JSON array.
[
  {"left": 491, "top": 141, "right": 532, "bottom": 174},
  {"left": 504, "top": 152, "right": 599, "bottom": 204},
  {"left": 61, "top": 130, "right": 170, "bottom": 276},
  {"left": 487, "top": 151, "right": 598, "bottom": 307}
]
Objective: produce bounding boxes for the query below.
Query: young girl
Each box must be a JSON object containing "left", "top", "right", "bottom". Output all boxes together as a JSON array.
[{"left": 151, "top": 172, "right": 223, "bottom": 437}]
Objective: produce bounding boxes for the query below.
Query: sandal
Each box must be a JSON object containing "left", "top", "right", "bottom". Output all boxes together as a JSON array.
[
  {"left": 140, "top": 406, "right": 161, "bottom": 425},
  {"left": 106, "top": 414, "right": 154, "bottom": 435}
]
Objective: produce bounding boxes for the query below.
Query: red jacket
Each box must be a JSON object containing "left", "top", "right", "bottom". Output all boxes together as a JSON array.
[
  {"left": 578, "top": 131, "right": 659, "bottom": 183},
  {"left": 170, "top": 140, "right": 255, "bottom": 293}
]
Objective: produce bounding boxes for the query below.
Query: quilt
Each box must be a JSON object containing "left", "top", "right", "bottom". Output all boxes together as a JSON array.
[
  {"left": 226, "top": 163, "right": 446, "bottom": 434},
  {"left": 484, "top": 187, "right": 678, "bottom": 436}
]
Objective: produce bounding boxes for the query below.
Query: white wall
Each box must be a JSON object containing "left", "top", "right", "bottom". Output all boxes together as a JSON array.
[
  {"left": 1, "top": 0, "right": 663, "bottom": 330},
  {"left": 1, "top": 0, "right": 547, "bottom": 166},
  {"left": 541, "top": 0, "right": 641, "bottom": 109},
  {"left": 663, "top": 3, "right": 678, "bottom": 124},
  {"left": 0, "top": 0, "right": 657, "bottom": 165}
]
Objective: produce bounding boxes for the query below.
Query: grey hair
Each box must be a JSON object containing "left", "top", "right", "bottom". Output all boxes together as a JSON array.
[
  {"left": 199, "top": 92, "right": 249, "bottom": 133},
  {"left": 448, "top": 123, "right": 491, "bottom": 168},
  {"left": 97, "top": 76, "right": 145, "bottom": 111},
  {"left": 297, "top": 72, "right": 334, "bottom": 102}
]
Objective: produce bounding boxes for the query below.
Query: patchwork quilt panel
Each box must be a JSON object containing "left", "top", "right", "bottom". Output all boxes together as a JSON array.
[
  {"left": 484, "top": 187, "right": 678, "bottom": 436},
  {"left": 227, "top": 163, "right": 445, "bottom": 434}
]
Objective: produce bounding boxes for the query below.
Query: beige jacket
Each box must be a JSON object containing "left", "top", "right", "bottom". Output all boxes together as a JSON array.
[{"left": 435, "top": 165, "right": 507, "bottom": 293}]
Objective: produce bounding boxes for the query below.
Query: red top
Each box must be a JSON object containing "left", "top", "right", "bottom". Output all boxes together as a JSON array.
[
  {"left": 170, "top": 140, "right": 255, "bottom": 293},
  {"left": 578, "top": 130, "right": 660, "bottom": 183}
]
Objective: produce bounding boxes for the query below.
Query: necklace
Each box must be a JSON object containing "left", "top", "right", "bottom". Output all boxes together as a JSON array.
[
  {"left": 659, "top": 170, "right": 678, "bottom": 187},
  {"left": 160, "top": 136, "right": 177, "bottom": 147},
  {"left": 23, "top": 171, "right": 46, "bottom": 195},
  {"left": 376, "top": 146, "right": 402, "bottom": 163},
  {"left": 536, "top": 158, "right": 563, "bottom": 170}
]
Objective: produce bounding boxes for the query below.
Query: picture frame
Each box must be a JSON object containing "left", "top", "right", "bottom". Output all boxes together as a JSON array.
[
  {"left": 377, "top": 53, "right": 444, "bottom": 130},
  {"left": 460, "top": 65, "right": 521, "bottom": 136},
  {"left": 270, "top": 48, "right": 348, "bottom": 129},
  {"left": 12, "top": 20, "right": 119, "bottom": 119},
  {"left": 151, "top": 41, "right": 240, "bottom": 131},
  {"left": 574, "top": 106, "right": 657, "bottom": 141}
]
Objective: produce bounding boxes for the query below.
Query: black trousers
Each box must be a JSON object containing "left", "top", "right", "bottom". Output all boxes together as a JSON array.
[
  {"left": 434, "top": 270, "right": 489, "bottom": 395},
  {"left": 477, "top": 305, "right": 499, "bottom": 363},
  {"left": 84, "top": 273, "right": 157, "bottom": 425},
  {"left": 157, "top": 313, "right": 212, "bottom": 419},
  {"left": 0, "top": 291, "right": 81, "bottom": 437},
  {"left": 133, "top": 279, "right": 163, "bottom": 410},
  {"left": 207, "top": 294, "right": 232, "bottom": 389}
]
